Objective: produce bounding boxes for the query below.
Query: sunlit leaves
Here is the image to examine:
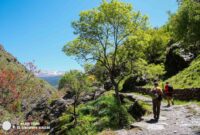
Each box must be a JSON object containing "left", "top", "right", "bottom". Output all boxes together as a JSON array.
[{"left": 168, "top": 0, "right": 200, "bottom": 56}]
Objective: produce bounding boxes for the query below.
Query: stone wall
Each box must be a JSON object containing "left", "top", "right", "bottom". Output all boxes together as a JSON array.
[{"left": 133, "top": 87, "right": 200, "bottom": 101}]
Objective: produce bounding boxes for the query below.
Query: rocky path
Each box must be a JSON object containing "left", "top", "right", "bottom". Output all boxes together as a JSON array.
[{"left": 116, "top": 93, "right": 200, "bottom": 135}]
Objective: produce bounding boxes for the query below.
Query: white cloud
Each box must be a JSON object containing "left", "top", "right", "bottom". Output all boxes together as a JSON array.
[{"left": 35, "top": 70, "right": 65, "bottom": 77}]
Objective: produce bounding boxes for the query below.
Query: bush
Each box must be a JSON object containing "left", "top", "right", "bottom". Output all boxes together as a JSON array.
[
  {"left": 0, "top": 68, "right": 20, "bottom": 107},
  {"left": 55, "top": 92, "right": 136, "bottom": 134}
]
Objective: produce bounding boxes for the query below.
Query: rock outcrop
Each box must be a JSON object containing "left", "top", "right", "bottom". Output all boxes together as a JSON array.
[
  {"left": 26, "top": 86, "right": 106, "bottom": 133},
  {"left": 165, "top": 42, "right": 194, "bottom": 77},
  {"left": 122, "top": 76, "right": 148, "bottom": 92}
]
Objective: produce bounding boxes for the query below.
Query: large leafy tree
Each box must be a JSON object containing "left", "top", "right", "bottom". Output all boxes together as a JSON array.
[
  {"left": 144, "top": 28, "right": 170, "bottom": 64},
  {"left": 168, "top": 0, "right": 200, "bottom": 57},
  {"left": 63, "top": 0, "right": 147, "bottom": 104}
]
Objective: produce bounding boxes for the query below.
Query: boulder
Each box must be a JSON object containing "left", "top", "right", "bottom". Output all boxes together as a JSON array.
[
  {"left": 50, "top": 99, "right": 68, "bottom": 118},
  {"left": 128, "top": 101, "right": 146, "bottom": 121},
  {"left": 122, "top": 76, "right": 148, "bottom": 92},
  {"left": 165, "top": 42, "right": 194, "bottom": 77},
  {"left": 63, "top": 91, "right": 74, "bottom": 99}
]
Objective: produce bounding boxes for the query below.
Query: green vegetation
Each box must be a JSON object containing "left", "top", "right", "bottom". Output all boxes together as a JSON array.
[
  {"left": 58, "top": 70, "right": 94, "bottom": 125},
  {"left": 144, "top": 28, "right": 170, "bottom": 64},
  {"left": 167, "top": 0, "right": 200, "bottom": 57},
  {"left": 57, "top": 0, "right": 200, "bottom": 132},
  {"left": 172, "top": 99, "right": 200, "bottom": 106},
  {"left": 0, "top": 45, "right": 55, "bottom": 122},
  {"left": 53, "top": 91, "right": 149, "bottom": 135},
  {"left": 63, "top": 0, "right": 149, "bottom": 104},
  {"left": 63, "top": 0, "right": 200, "bottom": 92},
  {"left": 1, "top": 0, "right": 200, "bottom": 134},
  {"left": 166, "top": 56, "right": 200, "bottom": 88}
]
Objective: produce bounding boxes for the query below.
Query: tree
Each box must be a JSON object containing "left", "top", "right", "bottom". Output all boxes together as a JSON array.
[
  {"left": 131, "top": 59, "right": 165, "bottom": 82},
  {"left": 144, "top": 28, "right": 170, "bottom": 64},
  {"left": 19, "top": 61, "right": 40, "bottom": 91},
  {"left": 168, "top": 0, "right": 200, "bottom": 57},
  {"left": 63, "top": 0, "right": 148, "bottom": 104},
  {"left": 59, "top": 70, "right": 92, "bottom": 125},
  {"left": 83, "top": 63, "right": 94, "bottom": 74}
]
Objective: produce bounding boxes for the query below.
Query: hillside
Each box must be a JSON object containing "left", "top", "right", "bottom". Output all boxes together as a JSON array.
[
  {"left": 0, "top": 45, "right": 56, "bottom": 123},
  {"left": 166, "top": 56, "right": 200, "bottom": 89}
]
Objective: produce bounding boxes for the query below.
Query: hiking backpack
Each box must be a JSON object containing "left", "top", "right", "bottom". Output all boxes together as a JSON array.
[{"left": 168, "top": 85, "right": 174, "bottom": 93}]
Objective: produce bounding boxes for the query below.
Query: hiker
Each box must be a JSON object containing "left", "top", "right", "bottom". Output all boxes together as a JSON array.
[
  {"left": 151, "top": 82, "right": 163, "bottom": 121},
  {"left": 164, "top": 82, "right": 174, "bottom": 107}
]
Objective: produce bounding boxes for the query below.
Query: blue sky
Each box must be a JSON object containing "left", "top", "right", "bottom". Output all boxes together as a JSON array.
[{"left": 0, "top": 0, "right": 178, "bottom": 72}]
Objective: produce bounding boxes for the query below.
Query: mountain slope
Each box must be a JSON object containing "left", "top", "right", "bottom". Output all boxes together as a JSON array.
[
  {"left": 0, "top": 45, "right": 56, "bottom": 123},
  {"left": 166, "top": 56, "right": 200, "bottom": 89}
]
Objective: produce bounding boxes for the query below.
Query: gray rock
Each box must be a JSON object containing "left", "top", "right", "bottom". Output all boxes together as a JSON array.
[{"left": 165, "top": 42, "right": 194, "bottom": 77}]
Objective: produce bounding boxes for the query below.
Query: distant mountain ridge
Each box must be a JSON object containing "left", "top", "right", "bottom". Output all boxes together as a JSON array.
[
  {"left": 36, "top": 70, "right": 64, "bottom": 88},
  {"left": 39, "top": 75, "right": 62, "bottom": 88}
]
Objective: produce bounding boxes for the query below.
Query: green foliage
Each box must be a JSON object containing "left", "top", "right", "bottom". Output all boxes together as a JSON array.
[
  {"left": 144, "top": 29, "right": 170, "bottom": 64},
  {"left": 58, "top": 70, "right": 94, "bottom": 126},
  {"left": 67, "top": 115, "right": 97, "bottom": 135},
  {"left": 0, "top": 45, "right": 55, "bottom": 122},
  {"left": 132, "top": 59, "right": 165, "bottom": 81},
  {"left": 166, "top": 56, "right": 200, "bottom": 88},
  {"left": 84, "top": 63, "right": 94, "bottom": 74},
  {"left": 55, "top": 92, "right": 145, "bottom": 134},
  {"left": 79, "top": 93, "right": 134, "bottom": 129},
  {"left": 59, "top": 70, "right": 92, "bottom": 92},
  {"left": 63, "top": 0, "right": 149, "bottom": 103},
  {"left": 168, "top": 0, "right": 200, "bottom": 56},
  {"left": 89, "top": 62, "right": 108, "bottom": 83}
]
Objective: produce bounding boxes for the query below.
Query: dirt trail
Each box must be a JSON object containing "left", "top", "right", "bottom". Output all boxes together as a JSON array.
[{"left": 116, "top": 93, "right": 200, "bottom": 135}]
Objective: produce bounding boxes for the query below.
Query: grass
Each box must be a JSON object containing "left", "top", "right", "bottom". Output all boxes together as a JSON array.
[
  {"left": 131, "top": 92, "right": 200, "bottom": 107},
  {"left": 166, "top": 56, "right": 200, "bottom": 89},
  {"left": 142, "top": 56, "right": 200, "bottom": 89},
  {"left": 53, "top": 91, "right": 150, "bottom": 135},
  {"left": 172, "top": 99, "right": 200, "bottom": 106}
]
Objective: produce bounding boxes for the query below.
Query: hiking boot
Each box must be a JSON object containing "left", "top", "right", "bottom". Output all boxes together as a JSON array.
[{"left": 155, "top": 118, "right": 159, "bottom": 122}]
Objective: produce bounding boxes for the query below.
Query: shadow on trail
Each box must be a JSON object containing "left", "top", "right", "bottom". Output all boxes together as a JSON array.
[
  {"left": 146, "top": 119, "right": 158, "bottom": 124},
  {"left": 195, "top": 130, "right": 200, "bottom": 135}
]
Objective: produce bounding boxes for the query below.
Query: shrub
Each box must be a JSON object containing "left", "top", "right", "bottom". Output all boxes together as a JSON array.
[
  {"left": 0, "top": 68, "right": 20, "bottom": 107},
  {"left": 56, "top": 92, "right": 136, "bottom": 134}
]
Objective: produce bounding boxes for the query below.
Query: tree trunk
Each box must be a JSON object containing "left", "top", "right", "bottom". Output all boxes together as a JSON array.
[
  {"left": 111, "top": 78, "right": 121, "bottom": 105},
  {"left": 73, "top": 98, "right": 77, "bottom": 126}
]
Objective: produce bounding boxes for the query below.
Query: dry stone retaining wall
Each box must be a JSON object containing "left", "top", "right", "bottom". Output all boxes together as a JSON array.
[{"left": 133, "top": 87, "right": 200, "bottom": 101}]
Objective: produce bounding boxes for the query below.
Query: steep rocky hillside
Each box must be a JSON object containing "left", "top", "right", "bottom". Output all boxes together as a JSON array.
[
  {"left": 166, "top": 56, "right": 200, "bottom": 89},
  {"left": 0, "top": 45, "right": 55, "bottom": 123}
]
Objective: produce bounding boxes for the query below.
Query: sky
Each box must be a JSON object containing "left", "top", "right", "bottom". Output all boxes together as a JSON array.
[{"left": 0, "top": 0, "right": 178, "bottom": 73}]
